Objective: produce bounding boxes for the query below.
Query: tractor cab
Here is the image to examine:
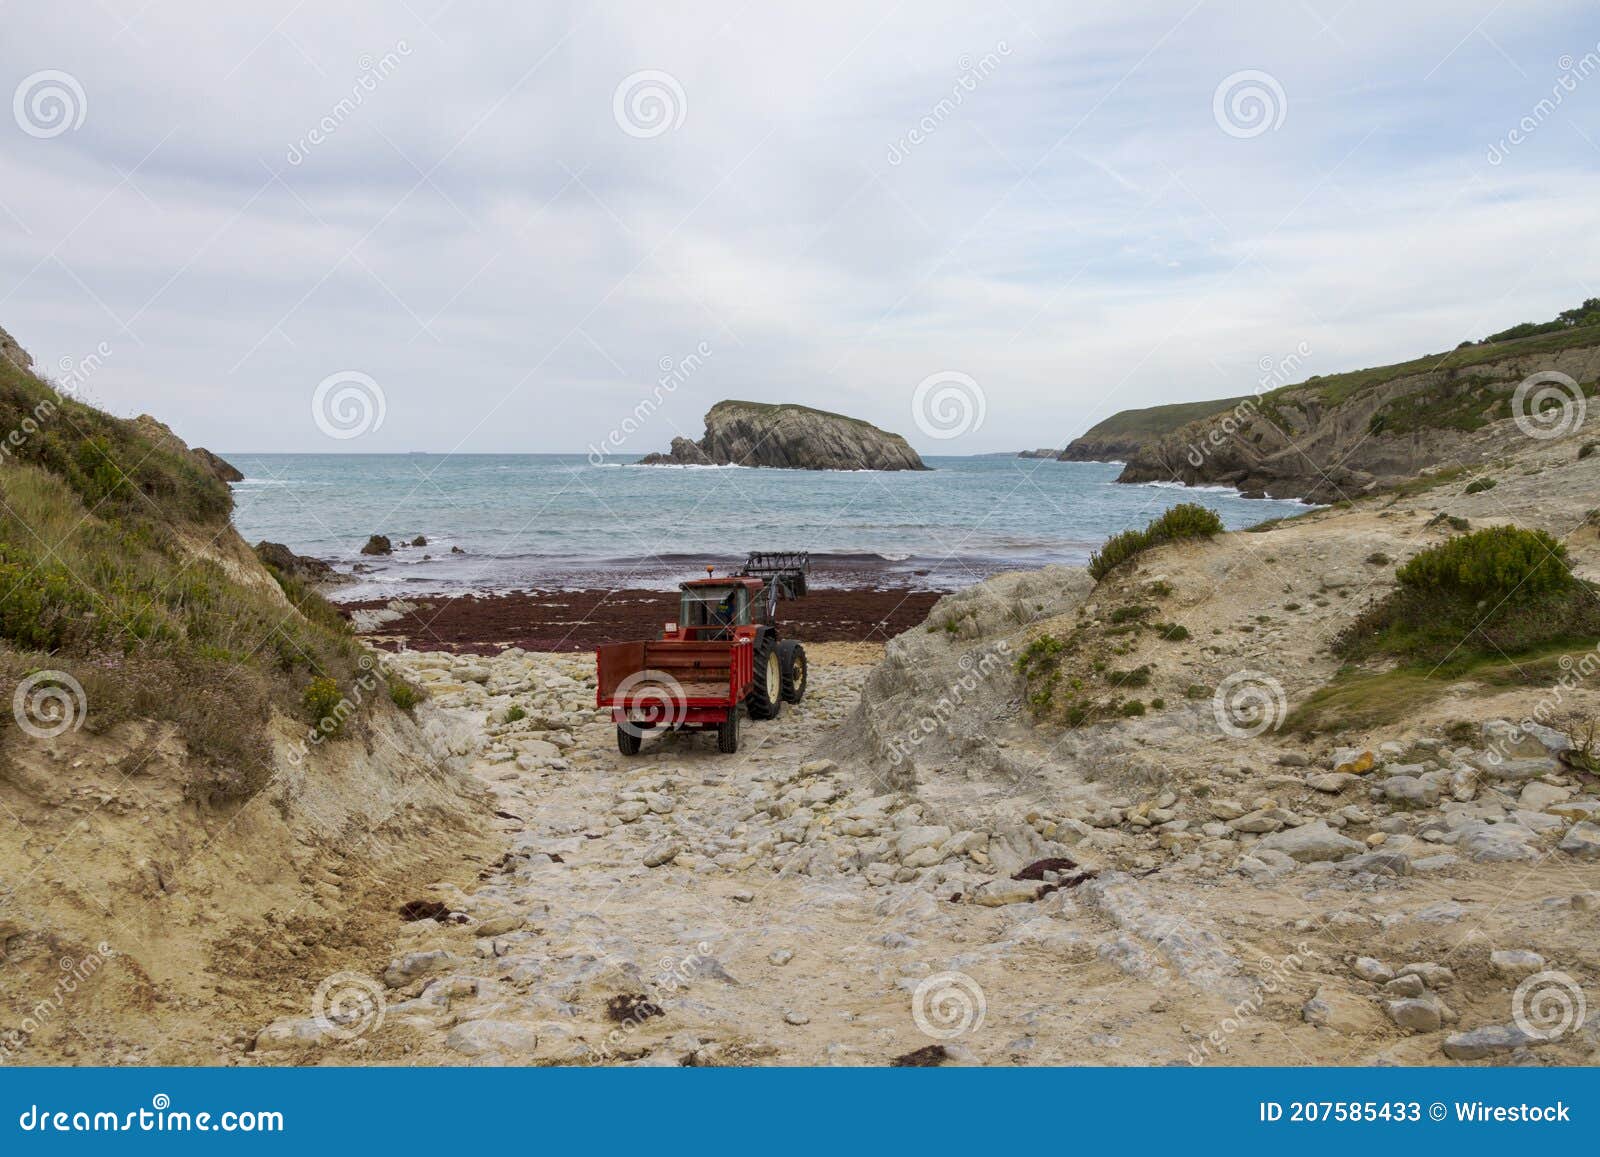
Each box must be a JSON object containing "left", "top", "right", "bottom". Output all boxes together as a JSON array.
[{"left": 675, "top": 575, "right": 765, "bottom": 640}]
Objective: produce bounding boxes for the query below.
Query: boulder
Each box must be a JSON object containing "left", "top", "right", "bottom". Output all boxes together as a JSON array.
[
  {"left": 360, "top": 534, "right": 393, "bottom": 556},
  {"left": 1255, "top": 821, "right": 1364, "bottom": 863},
  {"left": 1441, "top": 1024, "right": 1536, "bottom": 1061},
  {"left": 1559, "top": 822, "right": 1600, "bottom": 859}
]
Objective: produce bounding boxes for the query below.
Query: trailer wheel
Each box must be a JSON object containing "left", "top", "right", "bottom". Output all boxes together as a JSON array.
[
  {"left": 747, "top": 637, "right": 783, "bottom": 720},
  {"left": 778, "top": 640, "right": 807, "bottom": 704},
  {"left": 717, "top": 709, "right": 741, "bottom": 753},
  {"left": 616, "top": 725, "right": 642, "bottom": 756}
]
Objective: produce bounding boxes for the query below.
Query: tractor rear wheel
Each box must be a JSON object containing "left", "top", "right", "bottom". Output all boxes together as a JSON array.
[
  {"left": 617, "top": 725, "right": 642, "bottom": 756},
  {"left": 778, "top": 640, "right": 807, "bottom": 703},
  {"left": 747, "top": 637, "right": 783, "bottom": 720},
  {"left": 717, "top": 709, "right": 741, "bottom": 753}
]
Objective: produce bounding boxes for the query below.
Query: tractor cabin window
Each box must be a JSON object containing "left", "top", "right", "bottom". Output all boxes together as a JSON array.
[{"left": 680, "top": 586, "right": 749, "bottom": 634}]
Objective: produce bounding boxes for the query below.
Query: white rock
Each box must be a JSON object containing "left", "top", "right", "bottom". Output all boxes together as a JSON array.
[
  {"left": 1254, "top": 821, "right": 1365, "bottom": 863},
  {"left": 1352, "top": 957, "right": 1394, "bottom": 983},
  {"left": 643, "top": 842, "right": 682, "bottom": 868},
  {"left": 1489, "top": 950, "right": 1544, "bottom": 978},
  {"left": 1559, "top": 821, "right": 1600, "bottom": 859},
  {"left": 445, "top": 1019, "right": 539, "bottom": 1057}
]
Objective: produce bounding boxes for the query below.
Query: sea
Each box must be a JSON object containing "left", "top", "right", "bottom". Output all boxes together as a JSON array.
[{"left": 225, "top": 453, "right": 1309, "bottom": 601}]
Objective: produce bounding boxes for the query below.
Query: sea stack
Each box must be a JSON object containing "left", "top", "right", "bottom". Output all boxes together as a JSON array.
[{"left": 637, "top": 400, "right": 928, "bottom": 471}]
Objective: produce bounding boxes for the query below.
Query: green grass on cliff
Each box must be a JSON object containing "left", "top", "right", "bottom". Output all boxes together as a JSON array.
[
  {"left": 0, "top": 353, "right": 371, "bottom": 800},
  {"left": 709, "top": 398, "right": 897, "bottom": 432},
  {"left": 1081, "top": 306, "right": 1600, "bottom": 449},
  {"left": 1076, "top": 395, "right": 1249, "bottom": 441},
  {"left": 1271, "top": 317, "right": 1600, "bottom": 411}
]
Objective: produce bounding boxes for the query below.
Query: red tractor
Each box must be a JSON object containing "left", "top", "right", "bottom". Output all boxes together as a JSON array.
[{"left": 595, "top": 552, "right": 810, "bottom": 755}]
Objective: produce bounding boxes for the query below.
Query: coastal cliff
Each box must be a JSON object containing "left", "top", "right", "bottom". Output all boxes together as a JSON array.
[
  {"left": 0, "top": 325, "right": 489, "bottom": 1062},
  {"left": 638, "top": 399, "right": 928, "bottom": 470},
  {"left": 1114, "top": 329, "right": 1600, "bottom": 502},
  {"left": 1058, "top": 395, "right": 1247, "bottom": 463}
]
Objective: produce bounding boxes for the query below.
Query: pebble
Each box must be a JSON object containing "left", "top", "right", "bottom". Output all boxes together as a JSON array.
[
  {"left": 783, "top": 1011, "right": 811, "bottom": 1026},
  {"left": 1352, "top": 957, "right": 1394, "bottom": 982},
  {"left": 643, "top": 842, "right": 682, "bottom": 868}
]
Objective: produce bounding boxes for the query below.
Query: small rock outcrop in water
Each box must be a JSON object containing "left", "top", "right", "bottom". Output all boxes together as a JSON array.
[
  {"left": 192, "top": 447, "right": 244, "bottom": 483},
  {"left": 361, "top": 534, "right": 394, "bottom": 556},
  {"left": 637, "top": 400, "right": 927, "bottom": 471},
  {"left": 254, "top": 541, "right": 351, "bottom": 586}
]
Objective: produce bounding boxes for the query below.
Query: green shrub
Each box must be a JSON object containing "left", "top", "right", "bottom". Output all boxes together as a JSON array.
[
  {"left": 1089, "top": 503, "right": 1224, "bottom": 581},
  {"left": 1397, "top": 525, "right": 1569, "bottom": 602},
  {"left": 1365, "top": 552, "right": 1390, "bottom": 566},
  {"left": 1108, "top": 664, "right": 1152, "bottom": 688},
  {"left": 302, "top": 676, "right": 347, "bottom": 736},
  {"left": 1463, "top": 478, "right": 1497, "bottom": 494},
  {"left": 389, "top": 680, "right": 423, "bottom": 711},
  {"left": 1015, "top": 633, "right": 1064, "bottom": 678},
  {"left": 1156, "top": 622, "right": 1189, "bottom": 641},
  {"left": 1119, "top": 699, "right": 1146, "bottom": 717},
  {"left": 1109, "top": 604, "right": 1153, "bottom": 624},
  {"left": 504, "top": 704, "right": 526, "bottom": 723},
  {"left": 1339, "top": 526, "right": 1599, "bottom": 663}
]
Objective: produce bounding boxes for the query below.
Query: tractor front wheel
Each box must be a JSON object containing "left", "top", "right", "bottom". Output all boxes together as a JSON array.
[
  {"left": 778, "top": 640, "right": 807, "bottom": 704},
  {"left": 747, "top": 637, "right": 784, "bottom": 720},
  {"left": 616, "top": 725, "right": 642, "bottom": 756},
  {"left": 717, "top": 709, "right": 741, "bottom": 753}
]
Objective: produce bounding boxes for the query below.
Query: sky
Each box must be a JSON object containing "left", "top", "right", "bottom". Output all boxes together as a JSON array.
[{"left": 1, "top": 1, "right": 1598, "bottom": 455}]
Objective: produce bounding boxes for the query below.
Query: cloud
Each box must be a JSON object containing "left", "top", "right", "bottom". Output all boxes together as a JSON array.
[{"left": 0, "top": 0, "right": 1596, "bottom": 453}]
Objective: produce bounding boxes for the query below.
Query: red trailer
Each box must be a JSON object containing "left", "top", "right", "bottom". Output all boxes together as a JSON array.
[{"left": 596, "top": 553, "right": 809, "bottom": 754}]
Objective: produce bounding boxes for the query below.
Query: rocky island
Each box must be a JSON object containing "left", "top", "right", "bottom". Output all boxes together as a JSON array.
[{"left": 637, "top": 399, "right": 927, "bottom": 470}]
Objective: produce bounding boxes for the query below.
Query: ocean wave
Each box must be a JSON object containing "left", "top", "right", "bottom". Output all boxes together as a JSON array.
[
  {"left": 622, "top": 461, "right": 751, "bottom": 470},
  {"left": 1136, "top": 480, "right": 1246, "bottom": 495}
]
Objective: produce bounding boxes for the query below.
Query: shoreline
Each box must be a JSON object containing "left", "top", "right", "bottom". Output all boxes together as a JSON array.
[{"left": 344, "top": 585, "right": 944, "bottom": 654}]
